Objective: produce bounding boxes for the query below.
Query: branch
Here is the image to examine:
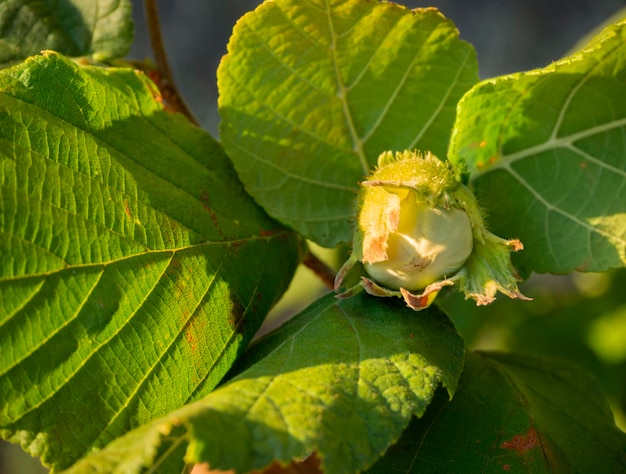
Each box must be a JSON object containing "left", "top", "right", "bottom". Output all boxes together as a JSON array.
[
  {"left": 302, "top": 249, "right": 336, "bottom": 289},
  {"left": 143, "top": 0, "right": 200, "bottom": 126}
]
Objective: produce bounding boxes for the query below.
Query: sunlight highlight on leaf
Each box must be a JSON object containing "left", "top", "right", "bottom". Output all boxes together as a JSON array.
[
  {"left": 450, "top": 20, "right": 626, "bottom": 274},
  {"left": 0, "top": 52, "right": 300, "bottom": 472},
  {"left": 218, "top": 0, "right": 478, "bottom": 246},
  {"left": 64, "top": 293, "right": 464, "bottom": 474}
]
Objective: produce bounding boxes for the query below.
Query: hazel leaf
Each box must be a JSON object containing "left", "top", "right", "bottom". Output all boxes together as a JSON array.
[
  {"left": 0, "top": 0, "right": 133, "bottom": 67},
  {"left": 64, "top": 293, "right": 465, "bottom": 474},
  {"left": 218, "top": 0, "right": 478, "bottom": 247},
  {"left": 368, "top": 351, "right": 626, "bottom": 473},
  {"left": 450, "top": 19, "right": 626, "bottom": 274},
  {"left": 0, "top": 52, "right": 300, "bottom": 472}
]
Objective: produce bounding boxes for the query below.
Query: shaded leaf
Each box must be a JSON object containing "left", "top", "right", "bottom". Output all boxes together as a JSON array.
[
  {"left": 65, "top": 292, "right": 465, "bottom": 474},
  {"left": 218, "top": 0, "right": 478, "bottom": 247},
  {"left": 0, "top": 52, "right": 300, "bottom": 471},
  {"left": 368, "top": 351, "right": 626, "bottom": 473},
  {"left": 0, "top": 0, "right": 133, "bottom": 67},
  {"left": 450, "top": 20, "right": 626, "bottom": 274}
]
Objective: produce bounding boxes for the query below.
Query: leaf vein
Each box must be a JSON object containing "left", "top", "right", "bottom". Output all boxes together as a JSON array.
[
  {"left": 183, "top": 272, "right": 263, "bottom": 404},
  {"left": 408, "top": 52, "right": 473, "bottom": 150},
  {"left": 224, "top": 137, "right": 357, "bottom": 193},
  {"left": 255, "top": 4, "right": 329, "bottom": 94},
  {"left": 91, "top": 253, "right": 228, "bottom": 449},
  {"left": 505, "top": 163, "right": 626, "bottom": 245},
  {"left": 476, "top": 117, "right": 626, "bottom": 177},
  {"left": 0, "top": 235, "right": 283, "bottom": 283},
  {"left": 360, "top": 22, "right": 429, "bottom": 146},
  {"left": 221, "top": 68, "right": 353, "bottom": 164},
  {"left": 0, "top": 266, "right": 105, "bottom": 380},
  {"left": 324, "top": 0, "right": 368, "bottom": 175}
]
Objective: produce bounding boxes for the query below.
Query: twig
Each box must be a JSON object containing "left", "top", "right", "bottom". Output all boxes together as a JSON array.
[
  {"left": 143, "top": 0, "right": 200, "bottom": 126},
  {"left": 302, "top": 249, "right": 336, "bottom": 289}
]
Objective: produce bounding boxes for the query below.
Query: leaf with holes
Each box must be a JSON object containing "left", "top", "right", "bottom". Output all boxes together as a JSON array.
[
  {"left": 0, "top": 52, "right": 300, "bottom": 472},
  {"left": 449, "top": 20, "right": 626, "bottom": 275},
  {"left": 218, "top": 0, "right": 478, "bottom": 247},
  {"left": 64, "top": 293, "right": 465, "bottom": 474},
  {"left": 368, "top": 351, "right": 626, "bottom": 473},
  {"left": 0, "top": 0, "right": 133, "bottom": 67}
]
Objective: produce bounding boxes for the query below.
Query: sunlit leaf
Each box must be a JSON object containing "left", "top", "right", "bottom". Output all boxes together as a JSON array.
[
  {"left": 369, "top": 351, "right": 626, "bottom": 473},
  {"left": 65, "top": 293, "right": 464, "bottom": 474},
  {"left": 0, "top": 52, "right": 300, "bottom": 471},
  {"left": 450, "top": 20, "right": 626, "bottom": 274},
  {"left": 218, "top": 0, "right": 478, "bottom": 246}
]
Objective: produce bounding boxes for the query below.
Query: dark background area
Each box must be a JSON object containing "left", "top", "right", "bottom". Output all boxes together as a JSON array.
[{"left": 2, "top": 0, "right": 625, "bottom": 472}]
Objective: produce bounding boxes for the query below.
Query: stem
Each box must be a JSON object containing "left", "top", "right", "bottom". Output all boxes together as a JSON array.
[
  {"left": 143, "top": 0, "right": 200, "bottom": 126},
  {"left": 302, "top": 249, "right": 336, "bottom": 290}
]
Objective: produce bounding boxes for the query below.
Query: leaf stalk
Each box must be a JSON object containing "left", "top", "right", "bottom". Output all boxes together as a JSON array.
[
  {"left": 302, "top": 249, "right": 336, "bottom": 289},
  {"left": 143, "top": 0, "right": 200, "bottom": 126}
]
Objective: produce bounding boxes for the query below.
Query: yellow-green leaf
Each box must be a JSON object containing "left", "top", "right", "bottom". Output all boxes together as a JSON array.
[{"left": 0, "top": 52, "right": 300, "bottom": 471}]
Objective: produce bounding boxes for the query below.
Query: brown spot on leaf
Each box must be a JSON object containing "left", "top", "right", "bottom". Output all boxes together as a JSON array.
[
  {"left": 199, "top": 190, "right": 225, "bottom": 238},
  {"left": 167, "top": 258, "right": 183, "bottom": 275},
  {"left": 501, "top": 427, "right": 538, "bottom": 456},
  {"left": 466, "top": 140, "right": 488, "bottom": 150},
  {"left": 124, "top": 199, "right": 133, "bottom": 220},
  {"left": 575, "top": 259, "right": 591, "bottom": 272},
  {"left": 256, "top": 452, "right": 322, "bottom": 474},
  {"left": 228, "top": 294, "right": 246, "bottom": 335},
  {"left": 229, "top": 241, "right": 243, "bottom": 253},
  {"left": 183, "top": 307, "right": 209, "bottom": 368},
  {"left": 184, "top": 329, "right": 196, "bottom": 354}
]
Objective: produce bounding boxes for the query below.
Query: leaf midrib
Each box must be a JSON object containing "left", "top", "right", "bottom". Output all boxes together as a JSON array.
[
  {"left": 473, "top": 117, "right": 626, "bottom": 179},
  {"left": 470, "top": 115, "right": 626, "bottom": 253},
  {"left": 0, "top": 234, "right": 285, "bottom": 283},
  {"left": 324, "top": 0, "right": 369, "bottom": 175},
  {"left": 472, "top": 32, "right": 626, "bottom": 181}
]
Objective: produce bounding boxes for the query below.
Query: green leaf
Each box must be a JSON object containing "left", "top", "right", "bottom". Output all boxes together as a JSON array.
[
  {"left": 218, "top": 0, "right": 478, "bottom": 247},
  {"left": 368, "top": 351, "right": 626, "bottom": 473},
  {"left": 0, "top": 52, "right": 301, "bottom": 471},
  {"left": 450, "top": 20, "right": 626, "bottom": 274},
  {"left": 0, "top": 0, "right": 133, "bottom": 67},
  {"left": 64, "top": 292, "right": 465, "bottom": 474}
]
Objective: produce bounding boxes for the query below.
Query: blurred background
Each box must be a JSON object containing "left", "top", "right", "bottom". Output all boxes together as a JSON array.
[{"left": 3, "top": 0, "right": 626, "bottom": 471}]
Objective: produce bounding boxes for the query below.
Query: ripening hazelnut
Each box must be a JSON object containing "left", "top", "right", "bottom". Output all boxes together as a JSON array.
[
  {"left": 363, "top": 202, "right": 473, "bottom": 291},
  {"left": 334, "top": 150, "right": 528, "bottom": 311}
]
